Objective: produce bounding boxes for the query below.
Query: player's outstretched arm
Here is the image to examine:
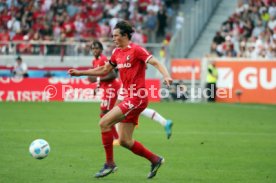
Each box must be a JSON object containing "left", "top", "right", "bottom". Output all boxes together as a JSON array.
[
  {"left": 68, "top": 62, "right": 114, "bottom": 77},
  {"left": 147, "top": 57, "right": 173, "bottom": 87},
  {"left": 88, "top": 70, "right": 117, "bottom": 83}
]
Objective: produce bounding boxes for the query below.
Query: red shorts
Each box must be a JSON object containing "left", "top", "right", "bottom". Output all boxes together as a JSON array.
[
  {"left": 100, "top": 81, "right": 121, "bottom": 116},
  {"left": 118, "top": 97, "right": 148, "bottom": 125}
]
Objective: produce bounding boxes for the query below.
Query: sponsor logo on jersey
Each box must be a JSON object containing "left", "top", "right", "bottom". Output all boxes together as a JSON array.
[
  {"left": 126, "top": 55, "right": 130, "bottom": 61},
  {"left": 117, "top": 63, "right": 132, "bottom": 68}
]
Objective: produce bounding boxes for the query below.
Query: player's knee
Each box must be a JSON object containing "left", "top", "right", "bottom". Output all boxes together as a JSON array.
[
  {"left": 119, "top": 139, "right": 132, "bottom": 148},
  {"left": 99, "top": 118, "right": 114, "bottom": 131},
  {"left": 99, "top": 119, "right": 108, "bottom": 129}
]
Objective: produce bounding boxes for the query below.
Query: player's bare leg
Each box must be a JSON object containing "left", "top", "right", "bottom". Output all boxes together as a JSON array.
[
  {"left": 118, "top": 122, "right": 164, "bottom": 179},
  {"left": 95, "top": 106, "right": 124, "bottom": 178},
  {"left": 100, "top": 110, "right": 119, "bottom": 145},
  {"left": 117, "top": 122, "right": 135, "bottom": 148},
  {"left": 112, "top": 99, "right": 122, "bottom": 146},
  {"left": 99, "top": 106, "right": 125, "bottom": 131}
]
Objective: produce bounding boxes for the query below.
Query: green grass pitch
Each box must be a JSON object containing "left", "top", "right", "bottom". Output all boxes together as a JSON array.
[{"left": 0, "top": 102, "right": 276, "bottom": 183}]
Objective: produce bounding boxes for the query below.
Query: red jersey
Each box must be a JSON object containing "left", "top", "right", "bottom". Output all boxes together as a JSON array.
[
  {"left": 92, "top": 54, "right": 108, "bottom": 68},
  {"left": 92, "top": 54, "right": 120, "bottom": 88},
  {"left": 92, "top": 54, "right": 121, "bottom": 112},
  {"left": 110, "top": 43, "right": 152, "bottom": 98}
]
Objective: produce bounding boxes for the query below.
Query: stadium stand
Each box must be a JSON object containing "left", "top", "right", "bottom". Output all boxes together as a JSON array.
[
  {"left": 0, "top": 0, "right": 185, "bottom": 78},
  {"left": 210, "top": 0, "right": 276, "bottom": 58},
  {"left": 0, "top": 0, "right": 179, "bottom": 56}
]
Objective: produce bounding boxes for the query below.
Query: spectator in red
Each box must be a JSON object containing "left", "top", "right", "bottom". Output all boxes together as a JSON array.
[
  {"left": 88, "top": 2, "right": 103, "bottom": 23},
  {"left": 85, "top": 16, "right": 102, "bottom": 39},
  {"left": 78, "top": 5, "right": 89, "bottom": 20},
  {"left": 32, "top": 17, "right": 45, "bottom": 32},
  {"left": 138, "top": 0, "right": 151, "bottom": 14},
  {"left": 62, "top": 15, "right": 75, "bottom": 41},
  {"left": 0, "top": 7, "right": 12, "bottom": 27},
  {"left": 11, "top": 30, "right": 24, "bottom": 54},
  {"left": 0, "top": 27, "right": 10, "bottom": 54}
]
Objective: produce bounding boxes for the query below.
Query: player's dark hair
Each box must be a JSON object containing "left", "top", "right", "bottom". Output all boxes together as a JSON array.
[
  {"left": 92, "top": 40, "right": 103, "bottom": 50},
  {"left": 114, "top": 20, "right": 134, "bottom": 40}
]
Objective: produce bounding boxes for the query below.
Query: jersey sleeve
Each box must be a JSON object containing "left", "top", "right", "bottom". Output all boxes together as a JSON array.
[
  {"left": 91, "top": 59, "right": 96, "bottom": 68},
  {"left": 109, "top": 49, "right": 118, "bottom": 67},
  {"left": 100, "top": 55, "right": 108, "bottom": 66},
  {"left": 135, "top": 45, "right": 152, "bottom": 63}
]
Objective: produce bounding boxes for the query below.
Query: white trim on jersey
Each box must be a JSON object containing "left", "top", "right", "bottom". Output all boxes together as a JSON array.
[
  {"left": 145, "top": 55, "right": 153, "bottom": 63},
  {"left": 112, "top": 48, "right": 118, "bottom": 54}
]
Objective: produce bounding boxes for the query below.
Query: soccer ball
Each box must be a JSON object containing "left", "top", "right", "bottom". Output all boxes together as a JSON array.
[{"left": 29, "top": 139, "right": 50, "bottom": 159}]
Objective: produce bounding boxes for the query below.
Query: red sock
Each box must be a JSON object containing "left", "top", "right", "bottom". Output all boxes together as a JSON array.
[
  {"left": 101, "top": 130, "right": 114, "bottom": 165},
  {"left": 130, "top": 141, "right": 159, "bottom": 164},
  {"left": 111, "top": 126, "right": 119, "bottom": 139}
]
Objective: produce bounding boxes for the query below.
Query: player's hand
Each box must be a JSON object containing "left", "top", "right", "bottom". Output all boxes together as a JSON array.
[
  {"left": 163, "top": 76, "right": 173, "bottom": 88},
  {"left": 68, "top": 69, "right": 81, "bottom": 76}
]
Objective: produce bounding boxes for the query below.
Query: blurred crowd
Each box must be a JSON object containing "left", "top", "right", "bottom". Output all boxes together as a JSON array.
[
  {"left": 0, "top": 0, "right": 178, "bottom": 55},
  {"left": 210, "top": 0, "right": 276, "bottom": 59}
]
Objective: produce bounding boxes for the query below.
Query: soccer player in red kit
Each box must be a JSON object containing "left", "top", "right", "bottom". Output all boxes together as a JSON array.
[
  {"left": 90, "top": 41, "right": 172, "bottom": 141},
  {"left": 68, "top": 20, "right": 173, "bottom": 179},
  {"left": 88, "top": 40, "right": 121, "bottom": 140}
]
